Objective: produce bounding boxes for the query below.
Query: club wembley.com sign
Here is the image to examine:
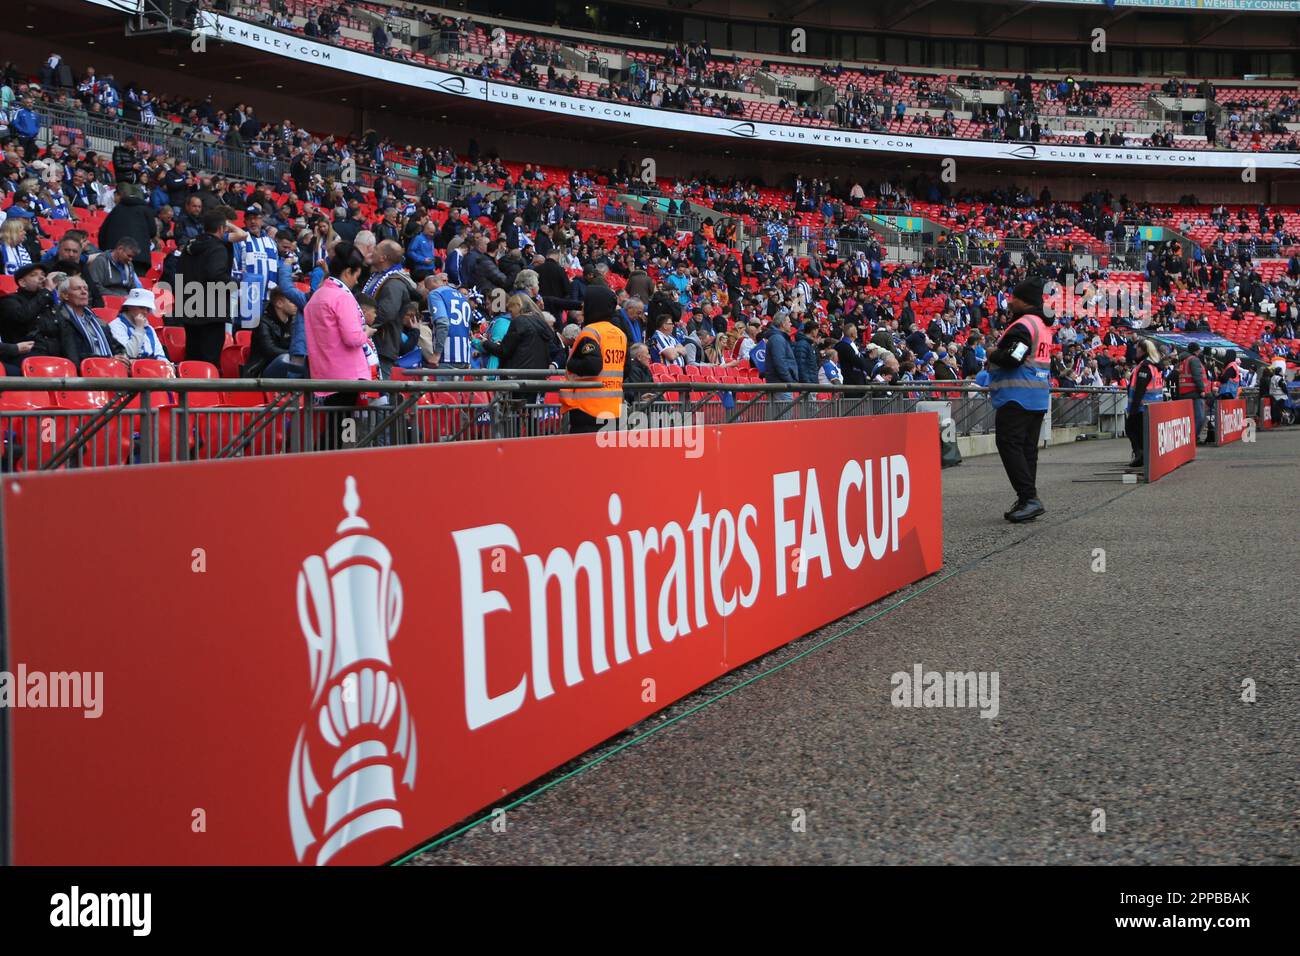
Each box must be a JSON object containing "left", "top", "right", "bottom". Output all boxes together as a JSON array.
[
  {"left": 1145, "top": 399, "right": 1198, "bottom": 482},
  {"left": 1, "top": 415, "right": 943, "bottom": 865},
  {"left": 189, "top": 13, "right": 1300, "bottom": 171}
]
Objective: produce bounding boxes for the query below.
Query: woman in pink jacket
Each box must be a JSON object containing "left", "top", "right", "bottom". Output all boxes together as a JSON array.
[{"left": 304, "top": 241, "right": 373, "bottom": 446}]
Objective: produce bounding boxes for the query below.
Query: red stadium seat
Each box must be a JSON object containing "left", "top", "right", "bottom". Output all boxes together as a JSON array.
[
  {"left": 220, "top": 344, "right": 245, "bottom": 379},
  {"left": 159, "top": 327, "right": 187, "bottom": 363},
  {"left": 23, "top": 355, "right": 76, "bottom": 379},
  {"left": 0, "top": 390, "right": 55, "bottom": 470}
]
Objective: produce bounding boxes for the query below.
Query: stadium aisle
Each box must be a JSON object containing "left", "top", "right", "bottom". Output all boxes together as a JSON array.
[{"left": 413, "top": 430, "right": 1299, "bottom": 865}]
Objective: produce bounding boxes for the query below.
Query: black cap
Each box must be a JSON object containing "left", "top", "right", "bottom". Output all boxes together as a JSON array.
[
  {"left": 13, "top": 262, "right": 47, "bottom": 281},
  {"left": 1011, "top": 277, "right": 1045, "bottom": 312},
  {"left": 244, "top": 203, "right": 263, "bottom": 216},
  {"left": 582, "top": 285, "right": 617, "bottom": 326},
  {"left": 1186, "top": 342, "right": 1200, "bottom": 353}
]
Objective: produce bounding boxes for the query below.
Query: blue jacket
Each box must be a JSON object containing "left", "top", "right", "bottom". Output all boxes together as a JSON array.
[
  {"left": 445, "top": 246, "right": 465, "bottom": 285},
  {"left": 13, "top": 109, "right": 39, "bottom": 139},
  {"left": 763, "top": 327, "right": 799, "bottom": 385},
  {"left": 618, "top": 308, "right": 643, "bottom": 344},
  {"left": 793, "top": 332, "right": 819, "bottom": 384},
  {"left": 406, "top": 233, "right": 436, "bottom": 272},
  {"left": 276, "top": 259, "right": 307, "bottom": 310}
]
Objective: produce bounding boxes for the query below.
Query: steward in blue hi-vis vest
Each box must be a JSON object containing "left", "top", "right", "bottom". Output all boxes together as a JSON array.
[
  {"left": 1127, "top": 359, "right": 1165, "bottom": 412},
  {"left": 988, "top": 312, "right": 1053, "bottom": 412}
]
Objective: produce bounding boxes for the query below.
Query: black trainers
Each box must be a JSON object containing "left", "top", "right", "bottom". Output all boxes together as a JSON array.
[
  {"left": 1006, "top": 498, "right": 1045, "bottom": 523},
  {"left": 1004, "top": 500, "right": 1025, "bottom": 520}
]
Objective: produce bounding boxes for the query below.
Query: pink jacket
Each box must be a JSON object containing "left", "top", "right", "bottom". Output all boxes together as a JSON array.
[{"left": 304, "top": 277, "right": 371, "bottom": 388}]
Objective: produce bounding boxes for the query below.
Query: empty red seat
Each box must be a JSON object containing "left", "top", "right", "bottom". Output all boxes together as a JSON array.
[
  {"left": 80, "top": 357, "right": 129, "bottom": 379},
  {"left": 23, "top": 355, "right": 75, "bottom": 379},
  {"left": 159, "top": 326, "right": 186, "bottom": 363},
  {"left": 220, "top": 344, "right": 245, "bottom": 379}
]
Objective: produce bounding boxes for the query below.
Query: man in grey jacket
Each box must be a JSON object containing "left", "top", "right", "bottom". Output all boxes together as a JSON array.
[
  {"left": 682, "top": 326, "right": 716, "bottom": 364},
  {"left": 86, "top": 238, "right": 143, "bottom": 296},
  {"left": 365, "top": 240, "right": 420, "bottom": 378}
]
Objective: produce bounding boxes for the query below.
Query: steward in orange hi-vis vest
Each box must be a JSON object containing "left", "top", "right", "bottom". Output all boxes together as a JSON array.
[{"left": 561, "top": 286, "right": 629, "bottom": 433}]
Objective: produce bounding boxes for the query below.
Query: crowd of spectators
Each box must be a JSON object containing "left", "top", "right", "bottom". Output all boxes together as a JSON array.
[
  {"left": 0, "top": 53, "right": 1296, "bottom": 427},
  {"left": 227, "top": 0, "right": 1300, "bottom": 154}
]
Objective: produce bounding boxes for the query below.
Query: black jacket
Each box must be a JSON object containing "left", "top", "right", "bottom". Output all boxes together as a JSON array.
[
  {"left": 52, "top": 307, "right": 127, "bottom": 367},
  {"left": 624, "top": 358, "right": 655, "bottom": 401},
  {"left": 537, "top": 258, "right": 571, "bottom": 299},
  {"left": 470, "top": 252, "right": 509, "bottom": 296},
  {"left": 0, "top": 288, "right": 56, "bottom": 344},
  {"left": 99, "top": 197, "right": 157, "bottom": 272},
  {"left": 498, "top": 253, "right": 524, "bottom": 290},
  {"left": 833, "top": 339, "right": 869, "bottom": 386},
  {"left": 111, "top": 145, "right": 139, "bottom": 183},
  {"left": 648, "top": 290, "right": 682, "bottom": 326},
  {"left": 174, "top": 233, "right": 234, "bottom": 326},
  {"left": 483, "top": 311, "right": 558, "bottom": 370},
  {"left": 243, "top": 313, "right": 293, "bottom": 376}
]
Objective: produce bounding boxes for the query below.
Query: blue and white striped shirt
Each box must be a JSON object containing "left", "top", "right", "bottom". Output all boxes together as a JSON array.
[
  {"left": 233, "top": 233, "right": 279, "bottom": 326},
  {"left": 428, "top": 286, "right": 475, "bottom": 365}
]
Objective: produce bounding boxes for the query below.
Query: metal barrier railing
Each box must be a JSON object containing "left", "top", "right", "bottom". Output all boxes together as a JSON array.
[{"left": 0, "top": 375, "right": 1133, "bottom": 471}]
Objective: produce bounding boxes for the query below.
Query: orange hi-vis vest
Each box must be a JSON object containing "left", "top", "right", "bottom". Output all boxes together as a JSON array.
[{"left": 559, "top": 321, "right": 627, "bottom": 419}]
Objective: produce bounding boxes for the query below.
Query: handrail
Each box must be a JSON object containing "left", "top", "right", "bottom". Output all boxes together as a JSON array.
[
  {"left": 0, "top": 376, "right": 595, "bottom": 393},
  {"left": 0, "top": 376, "right": 1124, "bottom": 396}
]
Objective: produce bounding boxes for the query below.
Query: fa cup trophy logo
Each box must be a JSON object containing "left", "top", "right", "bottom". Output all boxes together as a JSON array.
[{"left": 288, "top": 476, "right": 418, "bottom": 865}]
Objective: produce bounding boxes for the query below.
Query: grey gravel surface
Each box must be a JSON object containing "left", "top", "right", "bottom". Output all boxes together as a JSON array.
[{"left": 410, "top": 430, "right": 1300, "bottom": 865}]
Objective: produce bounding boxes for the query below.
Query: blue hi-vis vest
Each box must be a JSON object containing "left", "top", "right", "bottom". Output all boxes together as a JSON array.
[
  {"left": 1127, "top": 359, "right": 1165, "bottom": 411},
  {"left": 988, "top": 313, "right": 1052, "bottom": 412},
  {"left": 1218, "top": 360, "right": 1241, "bottom": 398}
]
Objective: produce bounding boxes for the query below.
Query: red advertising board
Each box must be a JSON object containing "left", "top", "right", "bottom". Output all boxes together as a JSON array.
[
  {"left": 1144, "top": 399, "right": 1197, "bottom": 483},
  {"left": 1, "top": 414, "right": 943, "bottom": 865},
  {"left": 1215, "top": 398, "right": 1248, "bottom": 446}
]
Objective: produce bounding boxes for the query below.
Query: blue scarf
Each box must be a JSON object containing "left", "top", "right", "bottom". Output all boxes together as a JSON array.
[
  {"left": 67, "top": 305, "right": 113, "bottom": 357},
  {"left": 362, "top": 264, "right": 403, "bottom": 298}
]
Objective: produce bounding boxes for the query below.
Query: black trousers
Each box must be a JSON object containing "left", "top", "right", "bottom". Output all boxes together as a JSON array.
[
  {"left": 184, "top": 323, "right": 226, "bottom": 369},
  {"left": 567, "top": 409, "right": 605, "bottom": 434},
  {"left": 319, "top": 392, "right": 360, "bottom": 451},
  {"left": 1126, "top": 410, "right": 1145, "bottom": 455},
  {"left": 995, "top": 402, "right": 1045, "bottom": 501}
]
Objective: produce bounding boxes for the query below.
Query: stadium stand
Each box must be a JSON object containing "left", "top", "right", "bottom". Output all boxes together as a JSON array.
[
  {"left": 1, "top": 8, "right": 1298, "bottom": 469},
  {"left": 229, "top": 0, "right": 1300, "bottom": 154}
]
